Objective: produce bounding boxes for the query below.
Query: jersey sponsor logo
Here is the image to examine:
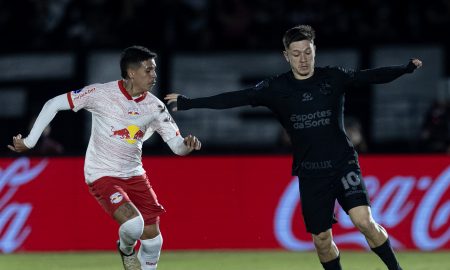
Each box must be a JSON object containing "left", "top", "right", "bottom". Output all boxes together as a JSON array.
[
  {"left": 301, "top": 160, "right": 332, "bottom": 170},
  {"left": 290, "top": 110, "right": 332, "bottom": 129},
  {"left": 301, "top": 92, "right": 313, "bottom": 102},
  {"left": 110, "top": 192, "right": 123, "bottom": 204},
  {"left": 73, "top": 87, "right": 96, "bottom": 101},
  {"left": 110, "top": 125, "right": 145, "bottom": 144},
  {"left": 72, "top": 89, "right": 82, "bottom": 94}
]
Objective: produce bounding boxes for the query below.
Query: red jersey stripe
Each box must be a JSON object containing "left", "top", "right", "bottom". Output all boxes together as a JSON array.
[{"left": 67, "top": 92, "right": 74, "bottom": 109}]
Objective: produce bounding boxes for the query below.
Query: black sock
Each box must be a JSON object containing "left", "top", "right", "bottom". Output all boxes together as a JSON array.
[
  {"left": 371, "top": 238, "right": 402, "bottom": 270},
  {"left": 321, "top": 255, "right": 342, "bottom": 270}
]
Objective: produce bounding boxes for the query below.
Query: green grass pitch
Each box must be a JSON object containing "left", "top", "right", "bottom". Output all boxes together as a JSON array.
[{"left": 1, "top": 250, "right": 449, "bottom": 270}]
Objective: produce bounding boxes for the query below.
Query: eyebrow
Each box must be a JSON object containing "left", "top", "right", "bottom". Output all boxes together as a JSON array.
[
  {"left": 291, "top": 48, "right": 311, "bottom": 53},
  {"left": 143, "top": 64, "right": 156, "bottom": 69}
]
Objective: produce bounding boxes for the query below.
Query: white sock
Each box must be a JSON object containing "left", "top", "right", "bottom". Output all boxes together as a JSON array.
[
  {"left": 138, "top": 233, "right": 163, "bottom": 270},
  {"left": 119, "top": 215, "right": 144, "bottom": 255}
]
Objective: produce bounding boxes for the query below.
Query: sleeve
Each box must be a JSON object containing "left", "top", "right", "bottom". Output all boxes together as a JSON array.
[
  {"left": 67, "top": 84, "right": 99, "bottom": 112},
  {"left": 177, "top": 78, "right": 272, "bottom": 110},
  {"left": 166, "top": 135, "right": 190, "bottom": 156},
  {"left": 23, "top": 94, "right": 71, "bottom": 148},
  {"left": 342, "top": 61, "right": 417, "bottom": 87},
  {"left": 149, "top": 101, "right": 181, "bottom": 142}
]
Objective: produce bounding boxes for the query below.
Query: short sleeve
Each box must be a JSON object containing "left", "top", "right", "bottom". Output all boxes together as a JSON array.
[{"left": 67, "top": 84, "right": 99, "bottom": 112}]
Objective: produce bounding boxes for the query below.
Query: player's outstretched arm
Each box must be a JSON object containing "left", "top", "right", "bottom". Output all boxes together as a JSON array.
[
  {"left": 7, "top": 94, "right": 71, "bottom": 153},
  {"left": 354, "top": 58, "right": 422, "bottom": 85},
  {"left": 164, "top": 89, "right": 254, "bottom": 112}
]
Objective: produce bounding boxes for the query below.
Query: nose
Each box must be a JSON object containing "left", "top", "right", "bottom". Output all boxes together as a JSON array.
[{"left": 300, "top": 53, "right": 307, "bottom": 62}]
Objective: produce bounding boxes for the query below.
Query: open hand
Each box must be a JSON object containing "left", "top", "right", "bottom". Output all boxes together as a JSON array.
[
  {"left": 7, "top": 134, "right": 30, "bottom": 153},
  {"left": 164, "top": 93, "right": 180, "bottom": 111}
]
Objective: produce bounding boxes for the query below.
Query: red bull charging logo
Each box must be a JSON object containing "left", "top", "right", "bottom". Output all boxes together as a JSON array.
[{"left": 111, "top": 125, "right": 144, "bottom": 144}]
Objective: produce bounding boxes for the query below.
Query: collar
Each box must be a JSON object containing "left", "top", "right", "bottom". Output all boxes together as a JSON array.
[{"left": 118, "top": 80, "right": 147, "bottom": 103}]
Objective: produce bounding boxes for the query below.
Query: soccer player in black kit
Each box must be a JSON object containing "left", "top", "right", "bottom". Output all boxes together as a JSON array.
[{"left": 165, "top": 25, "right": 422, "bottom": 270}]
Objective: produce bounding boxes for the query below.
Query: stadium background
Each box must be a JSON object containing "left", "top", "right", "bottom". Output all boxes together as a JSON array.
[{"left": 0, "top": 0, "right": 449, "bottom": 269}]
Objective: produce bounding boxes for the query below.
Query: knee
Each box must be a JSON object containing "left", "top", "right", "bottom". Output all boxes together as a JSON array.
[
  {"left": 353, "top": 217, "right": 377, "bottom": 234},
  {"left": 119, "top": 215, "right": 145, "bottom": 241},
  {"left": 312, "top": 231, "right": 333, "bottom": 252},
  {"left": 141, "top": 224, "right": 161, "bottom": 240}
]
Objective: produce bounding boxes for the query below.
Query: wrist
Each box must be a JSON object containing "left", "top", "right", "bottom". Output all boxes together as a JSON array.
[
  {"left": 177, "top": 95, "right": 189, "bottom": 110},
  {"left": 22, "top": 137, "right": 33, "bottom": 149},
  {"left": 405, "top": 61, "right": 416, "bottom": 73}
]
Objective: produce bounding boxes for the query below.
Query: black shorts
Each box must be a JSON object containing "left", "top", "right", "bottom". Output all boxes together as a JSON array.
[{"left": 298, "top": 164, "right": 370, "bottom": 235}]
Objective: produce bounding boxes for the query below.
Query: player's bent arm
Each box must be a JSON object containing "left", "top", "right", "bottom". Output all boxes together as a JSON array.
[
  {"left": 353, "top": 59, "right": 421, "bottom": 85},
  {"left": 166, "top": 135, "right": 196, "bottom": 156},
  {"left": 177, "top": 89, "right": 254, "bottom": 110},
  {"left": 23, "top": 94, "right": 71, "bottom": 148}
]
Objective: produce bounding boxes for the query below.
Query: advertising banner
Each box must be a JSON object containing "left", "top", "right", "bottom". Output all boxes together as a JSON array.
[{"left": 0, "top": 156, "right": 448, "bottom": 252}]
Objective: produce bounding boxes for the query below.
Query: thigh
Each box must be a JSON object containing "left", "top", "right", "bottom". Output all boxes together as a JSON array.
[
  {"left": 125, "top": 175, "right": 166, "bottom": 225},
  {"left": 335, "top": 167, "right": 370, "bottom": 213},
  {"left": 299, "top": 176, "right": 337, "bottom": 235},
  {"left": 88, "top": 176, "right": 134, "bottom": 220},
  {"left": 113, "top": 202, "right": 141, "bottom": 224}
]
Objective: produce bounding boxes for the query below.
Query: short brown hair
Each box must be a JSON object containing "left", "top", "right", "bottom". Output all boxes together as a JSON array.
[{"left": 282, "top": 25, "right": 315, "bottom": 49}]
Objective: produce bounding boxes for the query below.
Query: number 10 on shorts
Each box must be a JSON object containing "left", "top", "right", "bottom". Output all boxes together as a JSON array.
[{"left": 341, "top": 171, "right": 361, "bottom": 190}]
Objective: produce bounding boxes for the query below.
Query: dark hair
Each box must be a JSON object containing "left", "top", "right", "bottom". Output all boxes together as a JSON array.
[
  {"left": 282, "top": 25, "right": 315, "bottom": 49},
  {"left": 120, "top": 46, "right": 157, "bottom": 79}
]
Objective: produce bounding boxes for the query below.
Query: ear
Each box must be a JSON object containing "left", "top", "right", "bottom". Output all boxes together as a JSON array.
[
  {"left": 283, "top": 51, "right": 289, "bottom": 63},
  {"left": 126, "top": 66, "right": 136, "bottom": 79}
]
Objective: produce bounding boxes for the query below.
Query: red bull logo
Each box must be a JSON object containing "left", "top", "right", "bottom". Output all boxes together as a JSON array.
[{"left": 111, "top": 125, "right": 145, "bottom": 144}]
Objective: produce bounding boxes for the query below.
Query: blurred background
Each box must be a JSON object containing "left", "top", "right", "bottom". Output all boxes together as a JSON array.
[
  {"left": 1, "top": 1, "right": 449, "bottom": 267},
  {"left": 1, "top": 0, "right": 450, "bottom": 156}
]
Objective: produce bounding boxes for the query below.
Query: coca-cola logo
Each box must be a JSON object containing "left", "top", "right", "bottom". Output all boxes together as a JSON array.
[
  {"left": 274, "top": 166, "right": 450, "bottom": 251},
  {"left": 0, "top": 158, "right": 47, "bottom": 253}
]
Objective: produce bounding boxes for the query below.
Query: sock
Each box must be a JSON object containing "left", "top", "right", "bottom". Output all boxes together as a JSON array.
[
  {"left": 371, "top": 238, "right": 402, "bottom": 270},
  {"left": 321, "top": 255, "right": 342, "bottom": 270},
  {"left": 119, "top": 215, "right": 144, "bottom": 255},
  {"left": 138, "top": 233, "right": 163, "bottom": 270}
]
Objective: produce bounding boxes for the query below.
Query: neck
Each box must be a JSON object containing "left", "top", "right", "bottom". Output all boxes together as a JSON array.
[
  {"left": 123, "top": 79, "right": 141, "bottom": 97},
  {"left": 293, "top": 69, "right": 314, "bottom": 80}
]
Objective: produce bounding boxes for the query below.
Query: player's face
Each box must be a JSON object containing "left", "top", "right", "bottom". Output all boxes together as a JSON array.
[
  {"left": 284, "top": 40, "right": 316, "bottom": 80},
  {"left": 131, "top": 58, "right": 157, "bottom": 94}
]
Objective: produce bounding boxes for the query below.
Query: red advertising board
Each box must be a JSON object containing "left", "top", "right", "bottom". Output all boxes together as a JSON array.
[{"left": 0, "top": 155, "right": 449, "bottom": 253}]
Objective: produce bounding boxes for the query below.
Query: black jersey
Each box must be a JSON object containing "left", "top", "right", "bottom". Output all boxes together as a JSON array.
[{"left": 178, "top": 62, "right": 417, "bottom": 177}]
